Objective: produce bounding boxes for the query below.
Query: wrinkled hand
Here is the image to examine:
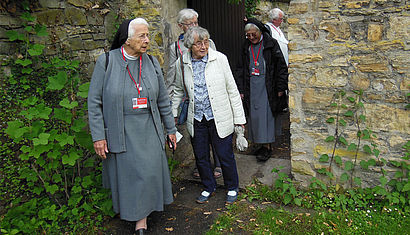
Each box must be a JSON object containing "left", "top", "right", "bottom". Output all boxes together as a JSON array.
[
  {"left": 235, "top": 124, "right": 245, "bottom": 129},
  {"left": 240, "top": 94, "right": 244, "bottom": 100},
  {"left": 94, "top": 140, "right": 108, "bottom": 159},
  {"left": 167, "top": 134, "right": 177, "bottom": 150},
  {"left": 278, "top": 91, "right": 284, "bottom": 97}
]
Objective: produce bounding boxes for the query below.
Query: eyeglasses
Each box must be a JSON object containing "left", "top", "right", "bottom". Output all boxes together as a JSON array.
[
  {"left": 193, "top": 39, "right": 209, "bottom": 48},
  {"left": 245, "top": 32, "right": 259, "bottom": 39},
  {"left": 181, "top": 21, "right": 198, "bottom": 27}
]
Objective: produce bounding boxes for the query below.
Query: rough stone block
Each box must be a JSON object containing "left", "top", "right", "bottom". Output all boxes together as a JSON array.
[
  {"left": 288, "top": 2, "right": 309, "bottom": 14},
  {"left": 67, "top": 0, "right": 91, "bottom": 8},
  {"left": 66, "top": 37, "right": 84, "bottom": 50},
  {"left": 302, "top": 88, "right": 333, "bottom": 108},
  {"left": 314, "top": 145, "right": 371, "bottom": 161},
  {"left": 319, "top": 21, "right": 351, "bottom": 41},
  {"left": 83, "top": 39, "right": 104, "bottom": 51},
  {"left": 368, "top": 24, "right": 383, "bottom": 42},
  {"left": 365, "top": 104, "right": 410, "bottom": 133},
  {"left": 39, "top": 0, "right": 63, "bottom": 8},
  {"left": 387, "top": 16, "right": 409, "bottom": 40},
  {"left": 292, "top": 160, "right": 316, "bottom": 176},
  {"left": 350, "top": 55, "right": 389, "bottom": 72},
  {"left": 287, "top": 18, "right": 300, "bottom": 25},
  {"left": 350, "top": 72, "right": 370, "bottom": 90},
  {"left": 65, "top": 8, "right": 87, "bottom": 26},
  {"left": 289, "top": 54, "right": 323, "bottom": 63},
  {"left": 309, "top": 68, "right": 348, "bottom": 88},
  {"left": 35, "top": 9, "right": 65, "bottom": 26}
]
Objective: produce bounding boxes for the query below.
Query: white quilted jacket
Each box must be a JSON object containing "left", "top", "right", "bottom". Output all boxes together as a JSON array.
[{"left": 172, "top": 48, "right": 246, "bottom": 138}]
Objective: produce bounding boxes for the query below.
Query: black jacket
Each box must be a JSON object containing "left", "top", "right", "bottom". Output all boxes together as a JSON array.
[{"left": 234, "top": 32, "right": 288, "bottom": 116}]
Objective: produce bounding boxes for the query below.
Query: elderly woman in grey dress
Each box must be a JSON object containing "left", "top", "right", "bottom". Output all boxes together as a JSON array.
[
  {"left": 88, "top": 18, "right": 177, "bottom": 234},
  {"left": 235, "top": 18, "right": 288, "bottom": 162}
]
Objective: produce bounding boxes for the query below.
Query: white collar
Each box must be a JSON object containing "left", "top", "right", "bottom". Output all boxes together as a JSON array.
[{"left": 122, "top": 46, "right": 138, "bottom": 61}]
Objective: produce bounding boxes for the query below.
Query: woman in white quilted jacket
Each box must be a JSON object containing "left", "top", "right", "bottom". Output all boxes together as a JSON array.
[{"left": 171, "top": 26, "right": 246, "bottom": 205}]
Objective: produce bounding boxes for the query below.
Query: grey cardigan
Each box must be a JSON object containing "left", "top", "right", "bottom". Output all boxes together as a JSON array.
[{"left": 88, "top": 48, "right": 176, "bottom": 153}]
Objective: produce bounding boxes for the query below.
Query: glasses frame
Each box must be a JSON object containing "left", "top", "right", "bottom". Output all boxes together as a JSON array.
[{"left": 192, "top": 39, "right": 209, "bottom": 48}]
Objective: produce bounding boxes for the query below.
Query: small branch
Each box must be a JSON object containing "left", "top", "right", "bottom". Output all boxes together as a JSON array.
[{"left": 31, "top": 164, "right": 62, "bottom": 207}]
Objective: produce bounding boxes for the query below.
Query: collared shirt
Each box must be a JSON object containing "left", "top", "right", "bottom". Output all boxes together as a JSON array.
[{"left": 192, "top": 54, "right": 213, "bottom": 121}]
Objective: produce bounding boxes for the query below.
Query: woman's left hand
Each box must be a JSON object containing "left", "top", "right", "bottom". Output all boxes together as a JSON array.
[{"left": 167, "top": 134, "right": 177, "bottom": 150}]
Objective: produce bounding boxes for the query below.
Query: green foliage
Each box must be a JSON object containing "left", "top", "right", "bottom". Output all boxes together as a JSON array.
[{"left": 0, "top": 8, "right": 113, "bottom": 233}]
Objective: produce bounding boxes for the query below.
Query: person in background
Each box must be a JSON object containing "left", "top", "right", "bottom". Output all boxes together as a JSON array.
[
  {"left": 172, "top": 26, "right": 246, "bottom": 204},
  {"left": 265, "top": 8, "right": 289, "bottom": 66},
  {"left": 235, "top": 18, "right": 288, "bottom": 162},
  {"left": 88, "top": 18, "right": 177, "bottom": 235},
  {"left": 166, "top": 8, "right": 221, "bottom": 180}
]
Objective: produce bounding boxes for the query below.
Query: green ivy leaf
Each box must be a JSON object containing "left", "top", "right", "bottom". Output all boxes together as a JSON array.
[
  {"left": 47, "top": 71, "right": 67, "bottom": 90},
  {"left": 403, "top": 182, "right": 410, "bottom": 192},
  {"left": 317, "top": 168, "right": 328, "bottom": 175},
  {"left": 22, "top": 67, "right": 33, "bottom": 74},
  {"left": 62, "top": 149, "right": 81, "bottom": 166},
  {"left": 59, "top": 98, "right": 78, "bottom": 109},
  {"left": 294, "top": 198, "right": 302, "bottom": 206},
  {"left": 47, "top": 150, "right": 60, "bottom": 160},
  {"left": 55, "top": 133, "right": 75, "bottom": 147},
  {"left": 6, "top": 30, "right": 25, "bottom": 41},
  {"left": 31, "top": 145, "right": 53, "bottom": 158},
  {"left": 5, "top": 121, "right": 29, "bottom": 139},
  {"left": 368, "top": 159, "right": 376, "bottom": 166},
  {"left": 32, "top": 132, "right": 50, "bottom": 146},
  {"left": 33, "top": 186, "right": 43, "bottom": 195},
  {"left": 363, "top": 145, "right": 372, "bottom": 154},
  {"left": 82, "top": 175, "right": 93, "bottom": 188},
  {"left": 380, "top": 176, "right": 388, "bottom": 187},
  {"left": 330, "top": 103, "right": 337, "bottom": 107},
  {"left": 344, "top": 110, "right": 354, "bottom": 117},
  {"left": 347, "top": 143, "right": 357, "bottom": 151},
  {"left": 34, "top": 24, "right": 48, "bottom": 36},
  {"left": 373, "top": 148, "right": 380, "bottom": 157},
  {"left": 353, "top": 177, "right": 361, "bottom": 186},
  {"left": 283, "top": 194, "right": 292, "bottom": 205},
  {"left": 334, "top": 155, "right": 343, "bottom": 166},
  {"left": 344, "top": 161, "right": 354, "bottom": 171},
  {"left": 359, "top": 114, "right": 366, "bottom": 122},
  {"left": 394, "top": 171, "right": 404, "bottom": 179},
  {"left": 21, "top": 12, "right": 36, "bottom": 21},
  {"left": 326, "top": 117, "right": 335, "bottom": 123},
  {"left": 28, "top": 44, "right": 45, "bottom": 56},
  {"left": 319, "top": 154, "right": 329, "bottom": 163},
  {"left": 360, "top": 160, "right": 369, "bottom": 170},
  {"left": 340, "top": 173, "right": 349, "bottom": 183},
  {"left": 24, "top": 25, "right": 33, "bottom": 32},
  {"left": 53, "top": 108, "right": 72, "bottom": 123},
  {"left": 52, "top": 174, "right": 62, "bottom": 183},
  {"left": 71, "top": 118, "right": 86, "bottom": 132},
  {"left": 325, "top": 136, "right": 335, "bottom": 142},
  {"left": 71, "top": 60, "right": 80, "bottom": 68},
  {"left": 77, "top": 82, "right": 90, "bottom": 98},
  {"left": 72, "top": 185, "right": 82, "bottom": 194},
  {"left": 341, "top": 104, "right": 347, "bottom": 109},
  {"left": 15, "top": 59, "right": 32, "bottom": 66},
  {"left": 347, "top": 97, "right": 355, "bottom": 103},
  {"left": 45, "top": 183, "right": 59, "bottom": 195},
  {"left": 339, "top": 118, "right": 346, "bottom": 126},
  {"left": 74, "top": 130, "right": 93, "bottom": 151},
  {"left": 339, "top": 136, "right": 348, "bottom": 145}
]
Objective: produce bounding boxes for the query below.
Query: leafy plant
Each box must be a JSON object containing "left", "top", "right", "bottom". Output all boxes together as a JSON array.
[{"left": 0, "top": 5, "right": 113, "bottom": 234}]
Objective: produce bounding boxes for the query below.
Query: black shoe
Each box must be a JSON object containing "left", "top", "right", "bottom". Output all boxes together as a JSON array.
[
  {"left": 250, "top": 146, "right": 263, "bottom": 155},
  {"left": 256, "top": 147, "right": 271, "bottom": 162},
  {"left": 136, "top": 228, "right": 145, "bottom": 235}
]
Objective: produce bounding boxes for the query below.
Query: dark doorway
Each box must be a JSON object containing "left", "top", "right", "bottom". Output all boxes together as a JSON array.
[{"left": 187, "top": 0, "right": 245, "bottom": 68}]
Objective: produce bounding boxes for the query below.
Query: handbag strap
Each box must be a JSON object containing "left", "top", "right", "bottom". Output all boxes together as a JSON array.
[{"left": 180, "top": 54, "right": 188, "bottom": 98}]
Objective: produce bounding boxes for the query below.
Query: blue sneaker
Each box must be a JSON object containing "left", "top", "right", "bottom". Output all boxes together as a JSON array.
[
  {"left": 196, "top": 191, "right": 214, "bottom": 204},
  {"left": 226, "top": 189, "right": 239, "bottom": 204}
]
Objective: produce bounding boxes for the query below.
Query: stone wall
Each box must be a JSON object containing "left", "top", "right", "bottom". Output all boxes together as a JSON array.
[
  {"left": 0, "top": 0, "right": 185, "bottom": 76},
  {"left": 283, "top": 0, "right": 409, "bottom": 187}
]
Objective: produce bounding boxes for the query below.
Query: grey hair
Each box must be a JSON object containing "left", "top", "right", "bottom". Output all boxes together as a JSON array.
[
  {"left": 244, "top": 23, "right": 261, "bottom": 32},
  {"left": 268, "top": 8, "right": 284, "bottom": 21},
  {"left": 177, "top": 8, "right": 199, "bottom": 24},
  {"left": 128, "top": 18, "right": 149, "bottom": 38},
  {"left": 184, "top": 26, "right": 210, "bottom": 49}
]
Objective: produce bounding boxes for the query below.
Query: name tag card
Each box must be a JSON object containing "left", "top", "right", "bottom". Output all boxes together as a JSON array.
[{"left": 132, "top": 97, "right": 147, "bottom": 109}]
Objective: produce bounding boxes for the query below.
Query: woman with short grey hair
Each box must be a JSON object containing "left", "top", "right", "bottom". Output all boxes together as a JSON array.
[
  {"left": 88, "top": 18, "right": 176, "bottom": 234},
  {"left": 172, "top": 26, "right": 246, "bottom": 205}
]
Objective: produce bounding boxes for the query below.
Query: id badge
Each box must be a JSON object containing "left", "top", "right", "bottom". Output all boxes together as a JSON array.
[
  {"left": 132, "top": 97, "right": 147, "bottom": 109},
  {"left": 251, "top": 68, "right": 260, "bottom": 76}
]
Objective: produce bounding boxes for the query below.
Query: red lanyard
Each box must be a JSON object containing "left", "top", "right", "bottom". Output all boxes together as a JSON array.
[
  {"left": 177, "top": 39, "right": 183, "bottom": 57},
  {"left": 272, "top": 25, "right": 281, "bottom": 36},
  {"left": 251, "top": 43, "right": 262, "bottom": 67},
  {"left": 121, "top": 47, "right": 142, "bottom": 96}
]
